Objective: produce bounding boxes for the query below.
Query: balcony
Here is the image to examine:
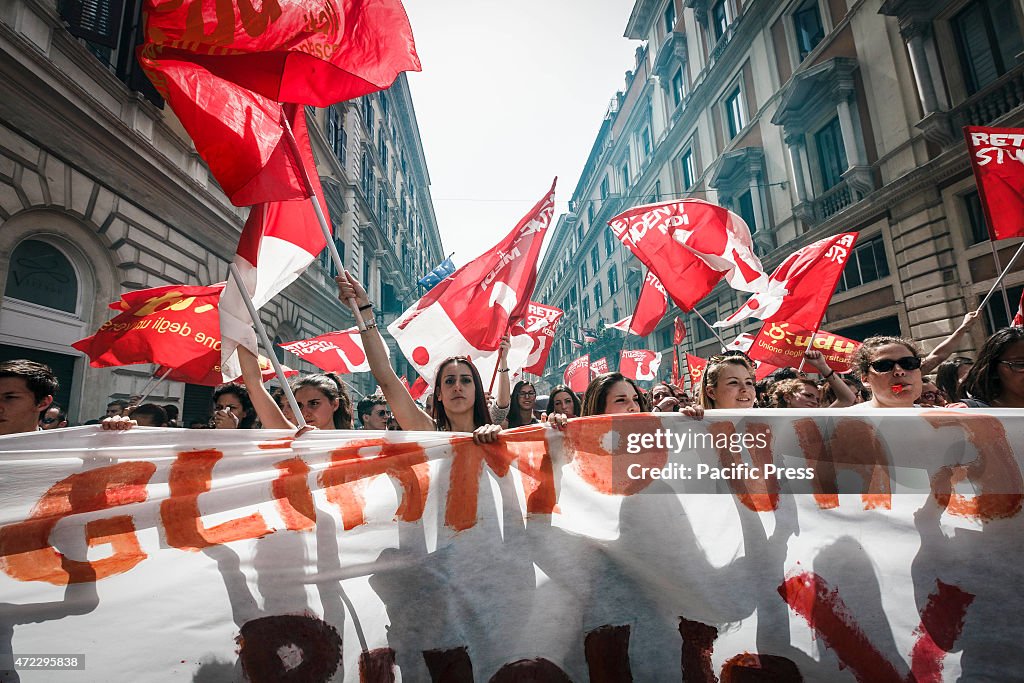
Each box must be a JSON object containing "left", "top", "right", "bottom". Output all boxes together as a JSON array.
[
  {"left": 811, "top": 180, "right": 853, "bottom": 222},
  {"left": 919, "top": 64, "right": 1024, "bottom": 148},
  {"left": 653, "top": 31, "right": 688, "bottom": 81}
]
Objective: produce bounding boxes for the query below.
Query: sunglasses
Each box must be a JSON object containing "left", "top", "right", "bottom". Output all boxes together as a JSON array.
[
  {"left": 869, "top": 356, "right": 922, "bottom": 373},
  {"left": 998, "top": 360, "right": 1024, "bottom": 373}
]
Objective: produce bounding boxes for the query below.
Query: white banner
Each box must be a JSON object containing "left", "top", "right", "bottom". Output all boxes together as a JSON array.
[{"left": 1, "top": 410, "right": 1022, "bottom": 681}]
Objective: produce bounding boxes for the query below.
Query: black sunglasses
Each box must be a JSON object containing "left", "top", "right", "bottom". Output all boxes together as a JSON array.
[{"left": 869, "top": 356, "right": 922, "bottom": 373}]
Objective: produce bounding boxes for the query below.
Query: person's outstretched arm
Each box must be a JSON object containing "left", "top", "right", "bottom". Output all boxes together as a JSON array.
[
  {"left": 238, "top": 346, "right": 294, "bottom": 429},
  {"left": 804, "top": 350, "right": 856, "bottom": 407},
  {"left": 921, "top": 311, "right": 980, "bottom": 375},
  {"left": 336, "top": 272, "right": 435, "bottom": 432}
]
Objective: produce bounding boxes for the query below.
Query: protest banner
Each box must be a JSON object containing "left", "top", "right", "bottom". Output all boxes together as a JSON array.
[
  {"left": 749, "top": 322, "right": 861, "bottom": 373},
  {"left": 1, "top": 411, "right": 1021, "bottom": 680}
]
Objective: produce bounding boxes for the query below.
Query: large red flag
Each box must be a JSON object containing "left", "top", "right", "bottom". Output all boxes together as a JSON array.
[
  {"left": 278, "top": 329, "right": 384, "bottom": 374},
  {"left": 219, "top": 105, "right": 329, "bottom": 379},
  {"left": 388, "top": 181, "right": 556, "bottom": 384},
  {"left": 564, "top": 355, "right": 590, "bottom": 393},
  {"left": 748, "top": 322, "right": 860, "bottom": 374},
  {"left": 141, "top": 0, "right": 421, "bottom": 107},
  {"left": 673, "top": 316, "right": 686, "bottom": 346},
  {"left": 137, "top": 53, "right": 308, "bottom": 206},
  {"left": 717, "top": 233, "right": 858, "bottom": 329},
  {"left": 964, "top": 127, "right": 1024, "bottom": 241},
  {"left": 511, "top": 302, "right": 564, "bottom": 376},
  {"left": 619, "top": 349, "right": 662, "bottom": 381},
  {"left": 609, "top": 199, "right": 768, "bottom": 311},
  {"left": 72, "top": 284, "right": 223, "bottom": 369},
  {"left": 629, "top": 272, "right": 669, "bottom": 336}
]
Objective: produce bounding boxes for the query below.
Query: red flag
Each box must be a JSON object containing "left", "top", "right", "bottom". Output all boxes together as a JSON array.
[
  {"left": 673, "top": 317, "right": 686, "bottom": 346},
  {"left": 141, "top": 0, "right": 421, "bottom": 107},
  {"left": 671, "top": 350, "right": 681, "bottom": 388},
  {"left": 511, "top": 302, "right": 563, "bottom": 376},
  {"left": 1014, "top": 289, "right": 1024, "bottom": 327},
  {"left": 609, "top": 199, "right": 767, "bottom": 311},
  {"left": 137, "top": 53, "right": 308, "bottom": 207},
  {"left": 590, "top": 357, "right": 609, "bottom": 376},
  {"left": 748, "top": 322, "right": 861, "bottom": 373},
  {"left": 629, "top": 272, "right": 669, "bottom": 336},
  {"left": 73, "top": 284, "right": 224, "bottom": 369},
  {"left": 219, "top": 105, "right": 329, "bottom": 379},
  {"left": 685, "top": 354, "right": 707, "bottom": 392},
  {"left": 157, "top": 353, "right": 296, "bottom": 386},
  {"left": 964, "top": 126, "right": 1024, "bottom": 241},
  {"left": 409, "top": 376, "right": 429, "bottom": 401},
  {"left": 717, "top": 233, "right": 858, "bottom": 330},
  {"left": 619, "top": 349, "right": 662, "bottom": 381},
  {"left": 278, "top": 328, "right": 384, "bottom": 374},
  {"left": 388, "top": 181, "right": 556, "bottom": 384},
  {"left": 564, "top": 355, "right": 590, "bottom": 393}
]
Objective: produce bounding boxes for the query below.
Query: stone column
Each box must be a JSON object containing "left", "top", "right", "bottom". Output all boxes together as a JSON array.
[
  {"left": 902, "top": 22, "right": 939, "bottom": 116},
  {"left": 785, "top": 133, "right": 809, "bottom": 203}
]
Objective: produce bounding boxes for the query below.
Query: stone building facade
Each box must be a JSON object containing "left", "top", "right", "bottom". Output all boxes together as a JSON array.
[
  {"left": 0, "top": 0, "right": 442, "bottom": 424},
  {"left": 535, "top": 0, "right": 1024, "bottom": 391}
]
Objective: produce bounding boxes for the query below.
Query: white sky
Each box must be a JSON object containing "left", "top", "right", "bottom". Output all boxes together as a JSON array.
[{"left": 403, "top": 1, "right": 642, "bottom": 266}]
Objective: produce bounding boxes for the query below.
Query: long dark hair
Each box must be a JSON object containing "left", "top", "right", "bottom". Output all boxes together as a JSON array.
[
  {"left": 212, "top": 383, "right": 256, "bottom": 428},
  {"left": 291, "top": 373, "right": 353, "bottom": 429},
  {"left": 548, "top": 384, "right": 581, "bottom": 418},
  {"left": 960, "top": 327, "right": 1024, "bottom": 404},
  {"left": 508, "top": 381, "right": 537, "bottom": 428},
  {"left": 432, "top": 357, "right": 489, "bottom": 430},
  {"left": 582, "top": 372, "right": 649, "bottom": 416},
  {"left": 935, "top": 357, "right": 973, "bottom": 401}
]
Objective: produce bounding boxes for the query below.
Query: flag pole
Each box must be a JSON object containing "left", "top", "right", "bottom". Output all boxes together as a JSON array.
[
  {"left": 796, "top": 330, "right": 818, "bottom": 373},
  {"left": 487, "top": 325, "right": 509, "bottom": 395},
  {"left": 693, "top": 309, "right": 729, "bottom": 349},
  {"left": 279, "top": 109, "right": 367, "bottom": 331},
  {"left": 978, "top": 241, "right": 1024, "bottom": 316},
  {"left": 135, "top": 368, "right": 166, "bottom": 404},
  {"left": 229, "top": 262, "right": 307, "bottom": 429},
  {"left": 135, "top": 366, "right": 174, "bottom": 406}
]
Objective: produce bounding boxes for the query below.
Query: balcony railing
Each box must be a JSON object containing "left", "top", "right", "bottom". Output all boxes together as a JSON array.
[
  {"left": 812, "top": 180, "right": 853, "bottom": 222},
  {"left": 950, "top": 64, "right": 1024, "bottom": 130}
]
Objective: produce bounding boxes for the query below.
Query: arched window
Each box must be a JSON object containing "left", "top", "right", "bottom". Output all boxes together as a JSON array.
[{"left": 5, "top": 239, "right": 78, "bottom": 313}]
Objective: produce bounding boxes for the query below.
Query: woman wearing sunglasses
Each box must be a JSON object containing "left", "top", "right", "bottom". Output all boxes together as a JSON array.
[
  {"left": 851, "top": 336, "right": 924, "bottom": 409},
  {"left": 955, "top": 327, "right": 1024, "bottom": 408}
]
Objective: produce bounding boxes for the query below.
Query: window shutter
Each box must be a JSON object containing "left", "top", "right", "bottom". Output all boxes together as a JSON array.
[{"left": 59, "top": 0, "right": 124, "bottom": 48}]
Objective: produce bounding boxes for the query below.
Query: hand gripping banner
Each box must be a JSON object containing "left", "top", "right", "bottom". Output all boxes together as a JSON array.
[{"left": 1, "top": 411, "right": 1022, "bottom": 680}]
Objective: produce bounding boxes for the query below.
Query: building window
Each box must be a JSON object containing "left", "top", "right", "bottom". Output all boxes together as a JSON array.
[
  {"left": 580, "top": 263, "right": 587, "bottom": 284},
  {"left": 583, "top": 295, "right": 591, "bottom": 319},
  {"left": 793, "top": 0, "right": 825, "bottom": 61},
  {"left": 608, "top": 264, "right": 619, "bottom": 294},
  {"left": 587, "top": 203, "right": 595, "bottom": 226},
  {"left": 681, "top": 148, "right": 696, "bottom": 190},
  {"left": 725, "top": 86, "right": 744, "bottom": 139},
  {"left": 591, "top": 246, "right": 600, "bottom": 274},
  {"left": 640, "top": 126, "right": 653, "bottom": 162},
  {"left": 695, "top": 309, "right": 718, "bottom": 341},
  {"left": 664, "top": 0, "right": 676, "bottom": 34},
  {"left": 964, "top": 190, "right": 990, "bottom": 244},
  {"left": 362, "top": 97, "right": 374, "bottom": 138},
  {"left": 712, "top": 0, "right": 729, "bottom": 41},
  {"left": 984, "top": 283, "right": 1024, "bottom": 333},
  {"left": 620, "top": 160, "right": 630, "bottom": 191},
  {"left": 604, "top": 228, "right": 615, "bottom": 257},
  {"left": 952, "top": 0, "right": 1024, "bottom": 95},
  {"left": 814, "top": 116, "right": 848, "bottom": 191},
  {"left": 595, "top": 282, "right": 604, "bottom": 308},
  {"left": 736, "top": 190, "right": 756, "bottom": 234},
  {"left": 671, "top": 68, "right": 685, "bottom": 107},
  {"left": 5, "top": 240, "right": 78, "bottom": 313},
  {"left": 659, "top": 326, "right": 674, "bottom": 349},
  {"left": 835, "top": 236, "right": 890, "bottom": 292},
  {"left": 600, "top": 176, "right": 610, "bottom": 199}
]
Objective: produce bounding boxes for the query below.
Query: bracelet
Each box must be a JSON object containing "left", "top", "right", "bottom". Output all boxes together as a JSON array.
[
  {"left": 823, "top": 369, "right": 835, "bottom": 379},
  {"left": 360, "top": 321, "right": 377, "bottom": 331},
  {"left": 497, "top": 368, "right": 510, "bottom": 373},
  {"left": 358, "top": 303, "right": 373, "bottom": 311}
]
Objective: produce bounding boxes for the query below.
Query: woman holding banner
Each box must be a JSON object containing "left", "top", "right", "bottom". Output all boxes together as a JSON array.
[{"left": 334, "top": 272, "right": 503, "bottom": 443}]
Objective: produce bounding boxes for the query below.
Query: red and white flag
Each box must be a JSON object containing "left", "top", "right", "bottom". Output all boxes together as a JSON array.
[
  {"left": 685, "top": 353, "right": 707, "bottom": 392},
  {"left": 619, "top": 349, "right": 662, "bottom": 381},
  {"left": 511, "top": 302, "right": 563, "bottom": 376},
  {"left": 1013, "top": 288, "right": 1024, "bottom": 327},
  {"left": 609, "top": 199, "right": 767, "bottom": 311},
  {"left": 388, "top": 181, "right": 556, "bottom": 384},
  {"left": 564, "top": 355, "right": 590, "bottom": 393},
  {"left": 218, "top": 106, "right": 329, "bottom": 380},
  {"left": 590, "top": 357, "right": 609, "bottom": 376},
  {"left": 964, "top": 126, "right": 1024, "bottom": 241},
  {"left": 409, "top": 376, "right": 429, "bottom": 401},
  {"left": 716, "top": 233, "right": 858, "bottom": 329},
  {"left": 673, "top": 316, "right": 686, "bottom": 346},
  {"left": 630, "top": 272, "right": 669, "bottom": 336},
  {"left": 724, "top": 333, "right": 755, "bottom": 354},
  {"left": 278, "top": 329, "right": 387, "bottom": 374},
  {"left": 607, "top": 316, "right": 632, "bottom": 332}
]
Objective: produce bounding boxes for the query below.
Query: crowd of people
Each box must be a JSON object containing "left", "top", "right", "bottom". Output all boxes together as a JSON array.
[{"left": 1, "top": 273, "right": 1021, "bottom": 440}]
